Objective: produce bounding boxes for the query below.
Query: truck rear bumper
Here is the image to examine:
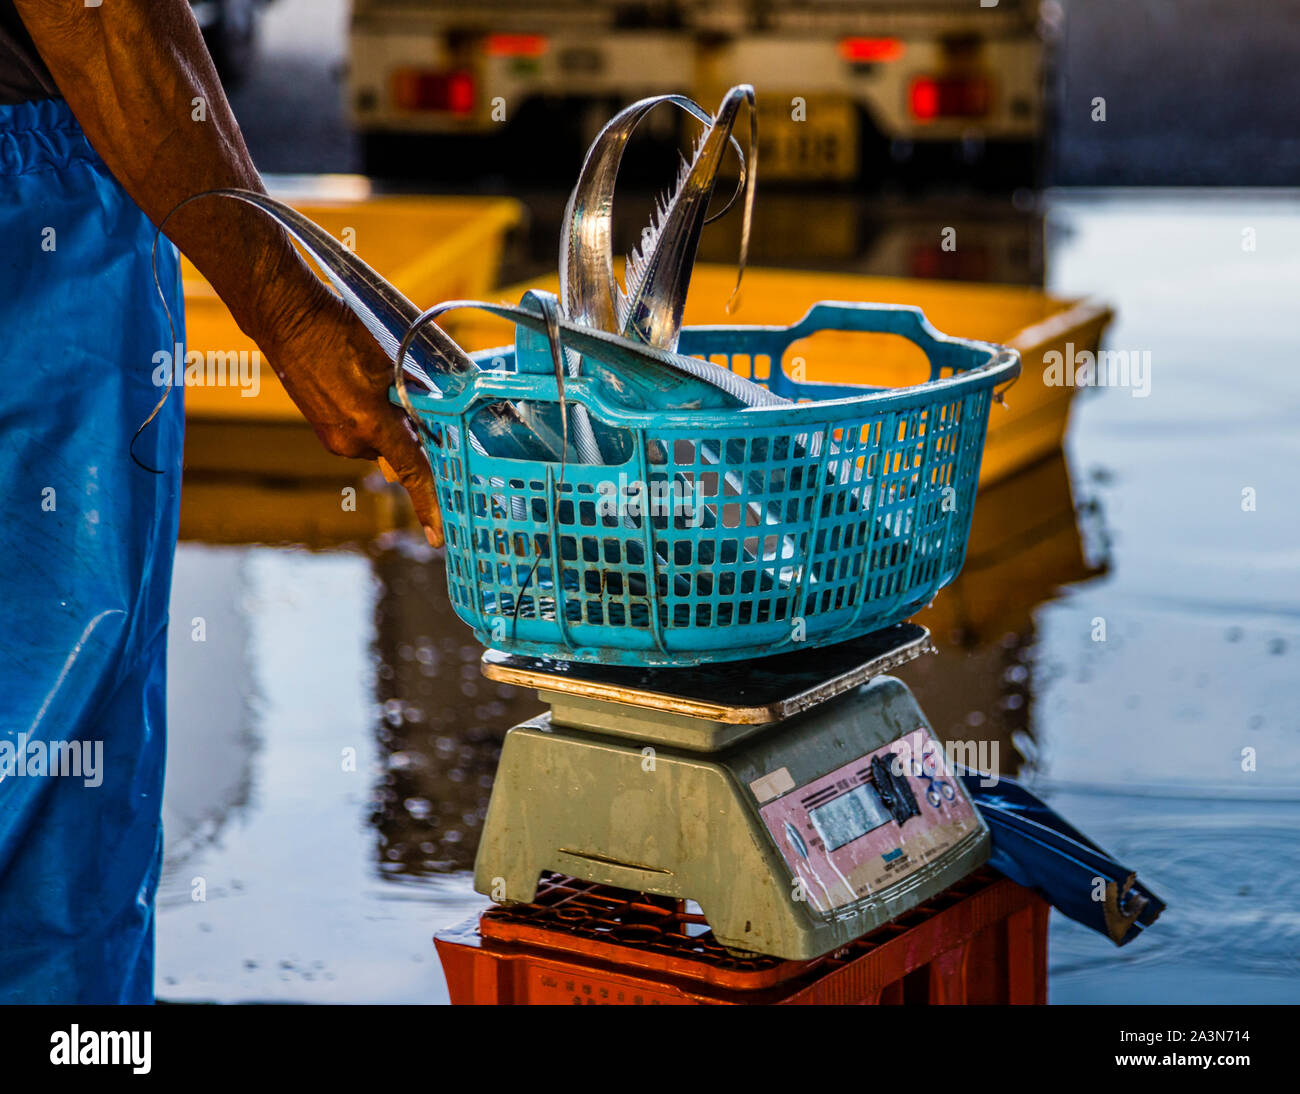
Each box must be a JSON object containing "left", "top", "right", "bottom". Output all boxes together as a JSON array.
[{"left": 347, "top": 20, "right": 1043, "bottom": 151}]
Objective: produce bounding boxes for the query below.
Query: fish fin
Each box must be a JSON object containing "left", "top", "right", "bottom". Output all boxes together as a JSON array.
[
  {"left": 562, "top": 94, "right": 713, "bottom": 332},
  {"left": 618, "top": 85, "right": 754, "bottom": 349}
]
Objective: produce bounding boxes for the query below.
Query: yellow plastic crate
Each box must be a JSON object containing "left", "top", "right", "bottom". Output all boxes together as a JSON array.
[
  {"left": 181, "top": 194, "right": 523, "bottom": 421},
  {"left": 456, "top": 266, "right": 1113, "bottom": 486}
]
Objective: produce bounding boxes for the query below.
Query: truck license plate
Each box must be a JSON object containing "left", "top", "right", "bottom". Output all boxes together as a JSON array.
[{"left": 760, "top": 96, "right": 859, "bottom": 182}]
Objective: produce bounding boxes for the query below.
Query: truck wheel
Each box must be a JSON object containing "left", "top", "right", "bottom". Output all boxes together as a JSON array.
[{"left": 205, "top": 0, "right": 258, "bottom": 88}]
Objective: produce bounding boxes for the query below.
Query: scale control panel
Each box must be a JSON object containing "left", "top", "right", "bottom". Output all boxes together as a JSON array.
[{"left": 756, "top": 725, "right": 981, "bottom": 914}]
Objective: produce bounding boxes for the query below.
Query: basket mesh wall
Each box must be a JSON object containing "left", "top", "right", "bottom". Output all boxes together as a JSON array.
[{"left": 423, "top": 315, "right": 1001, "bottom": 666}]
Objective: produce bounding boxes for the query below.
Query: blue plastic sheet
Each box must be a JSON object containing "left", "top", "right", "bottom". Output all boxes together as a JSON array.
[
  {"left": 0, "top": 98, "right": 183, "bottom": 1003},
  {"left": 959, "top": 771, "right": 1166, "bottom": 945}
]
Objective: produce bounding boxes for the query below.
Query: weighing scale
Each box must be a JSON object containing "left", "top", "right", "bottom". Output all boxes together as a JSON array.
[{"left": 473, "top": 623, "right": 991, "bottom": 962}]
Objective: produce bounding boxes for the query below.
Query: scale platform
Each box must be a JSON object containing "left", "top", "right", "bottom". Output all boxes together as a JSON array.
[
  {"left": 481, "top": 622, "right": 937, "bottom": 751},
  {"left": 473, "top": 624, "right": 991, "bottom": 961}
]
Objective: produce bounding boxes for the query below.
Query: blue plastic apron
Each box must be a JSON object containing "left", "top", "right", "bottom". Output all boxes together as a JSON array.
[{"left": 0, "top": 98, "right": 183, "bottom": 1003}]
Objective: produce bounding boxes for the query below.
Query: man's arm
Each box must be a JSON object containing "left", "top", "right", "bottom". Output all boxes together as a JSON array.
[{"left": 14, "top": 0, "right": 442, "bottom": 545}]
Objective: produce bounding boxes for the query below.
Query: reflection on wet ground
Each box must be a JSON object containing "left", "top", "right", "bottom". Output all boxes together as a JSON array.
[
  {"left": 370, "top": 541, "right": 536, "bottom": 877},
  {"left": 157, "top": 190, "right": 1300, "bottom": 1003},
  {"left": 504, "top": 188, "right": 1046, "bottom": 287}
]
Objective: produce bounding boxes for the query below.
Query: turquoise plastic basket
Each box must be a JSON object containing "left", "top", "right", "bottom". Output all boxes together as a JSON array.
[{"left": 396, "top": 300, "right": 1019, "bottom": 667}]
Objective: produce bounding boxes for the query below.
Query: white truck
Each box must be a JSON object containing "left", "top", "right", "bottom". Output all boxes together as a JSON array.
[{"left": 347, "top": 0, "right": 1048, "bottom": 185}]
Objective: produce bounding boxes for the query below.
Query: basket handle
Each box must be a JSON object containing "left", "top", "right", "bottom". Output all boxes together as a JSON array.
[
  {"left": 680, "top": 300, "right": 1007, "bottom": 382},
  {"left": 789, "top": 301, "right": 1003, "bottom": 376}
]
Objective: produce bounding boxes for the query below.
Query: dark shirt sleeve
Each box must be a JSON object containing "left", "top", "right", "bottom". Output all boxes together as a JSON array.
[{"left": 0, "top": 0, "right": 59, "bottom": 105}]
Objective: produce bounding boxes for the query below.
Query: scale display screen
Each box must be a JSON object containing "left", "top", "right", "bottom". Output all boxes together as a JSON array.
[{"left": 808, "top": 785, "right": 891, "bottom": 852}]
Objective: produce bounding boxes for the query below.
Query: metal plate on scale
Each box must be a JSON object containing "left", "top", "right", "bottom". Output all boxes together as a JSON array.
[{"left": 481, "top": 622, "right": 935, "bottom": 751}]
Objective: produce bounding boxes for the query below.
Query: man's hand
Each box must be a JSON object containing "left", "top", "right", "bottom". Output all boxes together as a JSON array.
[
  {"left": 267, "top": 288, "right": 443, "bottom": 546},
  {"left": 13, "top": 0, "right": 443, "bottom": 545}
]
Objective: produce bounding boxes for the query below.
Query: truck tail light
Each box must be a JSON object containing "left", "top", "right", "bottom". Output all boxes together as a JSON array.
[
  {"left": 391, "top": 69, "right": 476, "bottom": 115},
  {"left": 484, "top": 34, "right": 548, "bottom": 58},
  {"left": 838, "top": 37, "right": 905, "bottom": 64},
  {"left": 909, "top": 76, "right": 991, "bottom": 121}
]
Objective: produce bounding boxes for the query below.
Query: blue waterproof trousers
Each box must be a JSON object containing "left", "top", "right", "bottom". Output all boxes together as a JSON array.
[{"left": 0, "top": 98, "right": 183, "bottom": 1003}]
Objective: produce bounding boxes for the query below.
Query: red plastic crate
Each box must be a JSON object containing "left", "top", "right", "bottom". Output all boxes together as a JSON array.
[{"left": 435, "top": 869, "right": 1049, "bottom": 1005}]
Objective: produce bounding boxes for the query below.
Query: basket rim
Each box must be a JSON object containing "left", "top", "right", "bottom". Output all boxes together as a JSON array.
[{"left": 396, "top": 339, "right": 1019, "bottom": 431}]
